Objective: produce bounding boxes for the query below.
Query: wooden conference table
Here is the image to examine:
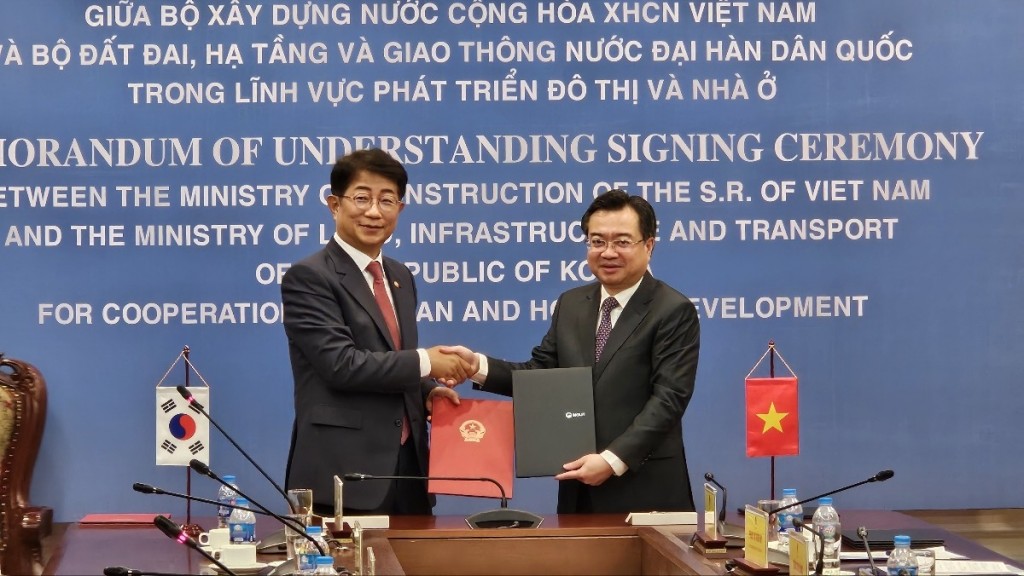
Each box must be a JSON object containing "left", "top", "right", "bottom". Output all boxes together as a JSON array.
[{"left": 45, "top": 511, "right": 1021, "bottom": 575}]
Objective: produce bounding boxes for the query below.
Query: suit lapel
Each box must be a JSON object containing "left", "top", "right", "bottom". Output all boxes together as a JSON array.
[
  {"left": 326, "top": 241, "right": 398, "bottom": 350},
  {"left": 580, "top": 285, "right": 601, "bottom": 366},
  {"left": 593, "top": 273, "right": 656, "bottom": 381}
]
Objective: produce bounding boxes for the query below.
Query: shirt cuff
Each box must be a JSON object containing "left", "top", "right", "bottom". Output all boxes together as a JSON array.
[
  {"left": 471, "top": 353, "right": 489, "bottom": 384},
  {"left": 601, "top": 450, "right": 628, "bottom": 476},
  {"left": 417, "top": 348, "right": 430, "bottom": 378}
]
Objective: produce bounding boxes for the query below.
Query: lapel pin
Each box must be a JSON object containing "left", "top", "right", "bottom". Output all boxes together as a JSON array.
[{"left": 393, "top": 281, "right": 400, "bottom": 289}]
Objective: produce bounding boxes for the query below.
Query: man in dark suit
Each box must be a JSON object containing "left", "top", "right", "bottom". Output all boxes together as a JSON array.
[
  {"left": 282, "top": 149, "right": 469, "bottom": 515},
  {"left": 448, "top": 190, "right": 700, "bottom": 513}
]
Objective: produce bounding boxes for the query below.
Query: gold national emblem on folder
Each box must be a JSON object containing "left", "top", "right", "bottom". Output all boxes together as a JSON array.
[{"left": 458, "top": 419, "right": 486, "bottom": 442}]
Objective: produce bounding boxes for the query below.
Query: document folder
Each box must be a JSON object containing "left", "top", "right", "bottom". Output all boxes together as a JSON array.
[
  {"left": 513, "top": 366, "right": 596, "bottom": 477},
  {"left": 428, "top": 398, "right": 514, "bottom": 498}
]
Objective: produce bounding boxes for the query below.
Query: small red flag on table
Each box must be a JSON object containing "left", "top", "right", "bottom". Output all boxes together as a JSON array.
[{"left": 745, "top": 376, "right": 799, "bottom": 457}]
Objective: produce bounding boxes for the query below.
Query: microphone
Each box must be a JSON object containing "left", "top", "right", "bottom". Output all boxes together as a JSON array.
[
  {"left": 703, "top": 472, "right": 728, "bottom": 529},
  {"left": 189, "top": 460, "right": 327, "bottom": 556},
  {"left": 857, "top": 526, "right": 885, "bottom": 576},
  {"left": 133, "top": 482, "right": 292, "bottom": 519},
  {"left": 177, "top": 386, "right": 302, "bottom": 556},
  {"left": 103, "top": 568, "right": 183, "bottom": 576},
  {"left": 770, "top": 470, "right": 894, "bottom": 515},
  {"left": 792, "top": 517, "right": 825, "bottom": 576},
  {"left": 175, "top": 385, "right": 297, "bottom": 510},
  {"left": 153, "top": 515, "right": 238, "bottom": 576},
  {"left": 342, "top": 473, "right": 544, "bottom": 529}
]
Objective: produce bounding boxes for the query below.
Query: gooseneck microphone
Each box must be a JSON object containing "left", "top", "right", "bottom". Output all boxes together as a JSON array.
[
  {"left": 342, "top": 472, "right": 544, "bottom": 529},
  {"left": 133, "top": 482, "right": 291, "bottom": 519},
  {"left": 153, "top": 515, "right": 238, "bottom": 576},
  {"left": 770, "top": 470, "right": 894, "bottom": 516},
  {"left": 792, "top": 517, "right": 825, "bottom": 576},
  {"left": 703, "top": 472, "right": 728, "bottom": 528},
  {"left": 857, "top": 526, "right": 884, "bottom": 576},
  {"left": 176, "top": 385, "right": 296, "bottom": 510},
  {"left": 189, "top": 460, "right": 327, "bottom": 556},
  {"left": 103, "top": 568, "right": 183, "bottom": 576}
]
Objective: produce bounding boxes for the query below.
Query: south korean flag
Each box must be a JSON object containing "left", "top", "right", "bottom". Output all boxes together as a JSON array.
[{"left": 156, "top": 386, "right": 210, "bottom": 466}]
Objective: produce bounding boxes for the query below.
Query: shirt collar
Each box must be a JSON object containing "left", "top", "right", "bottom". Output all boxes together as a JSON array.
[
  {"left": 601, "top": 276, "right": 643, "bottom": 309},
  {"left": 334, "top": 233, "right": 383, "bottom": 273}
]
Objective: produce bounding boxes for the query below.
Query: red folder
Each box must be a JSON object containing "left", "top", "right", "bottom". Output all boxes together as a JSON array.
[{"left": 428, "top": 398, "right": 514, "bottom": 499}]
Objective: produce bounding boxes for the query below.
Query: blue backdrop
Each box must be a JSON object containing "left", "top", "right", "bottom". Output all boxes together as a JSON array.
[{"left": 1, "top": 1, "right": 1022, "bottom": 522}]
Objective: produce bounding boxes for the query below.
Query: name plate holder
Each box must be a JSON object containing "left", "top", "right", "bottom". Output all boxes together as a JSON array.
[
  {"left": 692, "top": 483, "right": 729, "bottom": 557},
  {"left": 733, "top": 505, "right": 780, "bottom": 576}
]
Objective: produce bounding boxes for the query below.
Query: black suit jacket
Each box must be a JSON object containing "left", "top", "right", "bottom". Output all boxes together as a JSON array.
[
  {"left": 480, "top": 272, "right": 700, "bottom": 513},
  {"left": 282, "top": 239, "right": 436, "bottom": 511}
]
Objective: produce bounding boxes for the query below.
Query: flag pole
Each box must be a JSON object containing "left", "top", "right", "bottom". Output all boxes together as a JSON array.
[
  {"left": 181, "top": 345, "right": 201, "bottom": 537},
  {"left": 768, "top": 340, "right": 776, "bottom": 501}
]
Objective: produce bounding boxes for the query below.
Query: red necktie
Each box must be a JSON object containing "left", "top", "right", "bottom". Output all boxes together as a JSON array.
[
  {"left": 366, "top": 261, "right": 402, "bottom": 349},
  {"left": 366, "top": 261, "right": 409, "bottom": 444}
]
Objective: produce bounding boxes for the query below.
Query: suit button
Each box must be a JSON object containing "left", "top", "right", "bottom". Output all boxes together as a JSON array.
[{"left": 394, "top": 419, "right": 403, "bottom": 427}]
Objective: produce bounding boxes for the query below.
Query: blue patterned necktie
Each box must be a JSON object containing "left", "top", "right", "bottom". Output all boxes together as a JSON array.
[{"left": 595, "top": 296, "right": 619, "bottom": 361}]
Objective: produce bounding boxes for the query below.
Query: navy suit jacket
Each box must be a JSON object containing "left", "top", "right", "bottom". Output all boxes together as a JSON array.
[
  {"left": 479, "top": 272, "right": 700, "bottom": 513},
  {"left": 282, "top": 239, "right": 436, "bottom": 511}
]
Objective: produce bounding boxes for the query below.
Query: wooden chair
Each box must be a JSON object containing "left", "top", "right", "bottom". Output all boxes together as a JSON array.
[{"left": 0, "top": 355, "right": 52, "bottom": 576}]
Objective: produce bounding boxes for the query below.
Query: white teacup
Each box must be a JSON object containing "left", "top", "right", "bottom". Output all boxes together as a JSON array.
[
  {"left": 199, "top": 527, "right": 231, "bottom": 548},
  {"left": 213, "top": 543, "right": 258, "bottom": 568}
]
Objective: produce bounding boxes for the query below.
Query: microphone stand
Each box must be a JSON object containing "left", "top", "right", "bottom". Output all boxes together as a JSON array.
[
  {"left": 189, "top": 460, "right": 327, "bottom": 557},
  {"left": 133, "top": 482, "right": 301, "bottom": 523},
  {"left": 769, "top": 470, "right": 895, "bottom": 515},
  {"left": 344, "top": 473, "right": 544, "bottom": 529},
  {"left": 103, "top": 568, "right": 185, "bottom": 576},
  {"left": 176, "top": 386, "right": 295, "bottom": 508},
  {"left": 858, "top": 526, "right": 884, "bottom": 576},
  {"left": 793, "top": 517, "right": 825, "bottom": 576},
  {"left": 153, "top": 515, "right": 238, "bottom": 576}
]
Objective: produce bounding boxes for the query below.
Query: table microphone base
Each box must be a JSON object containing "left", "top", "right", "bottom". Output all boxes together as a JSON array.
[
  {"left": 465, "top": 508, "right": 544, "bottom": 529},
  {"left": 256, "top": 528, "right": 289, "bottom": 554},
  {"left": 267, "top": 557, "right": 297, "bottom": 576}
]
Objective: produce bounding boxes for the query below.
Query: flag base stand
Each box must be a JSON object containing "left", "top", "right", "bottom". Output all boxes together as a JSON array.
[
  {"left": 691, "top": 530, "right": 729, "bottom": 558},
  {"left": 732, "top": 558, "right": 781, "bottom": 576}
]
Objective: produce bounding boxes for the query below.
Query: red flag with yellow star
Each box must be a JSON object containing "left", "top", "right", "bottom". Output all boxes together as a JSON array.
[{"left": 745, "top": 377, "right": 799, "bottom": 457}]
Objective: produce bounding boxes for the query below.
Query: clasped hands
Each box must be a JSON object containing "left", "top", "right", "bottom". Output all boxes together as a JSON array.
[{"left": 426, "top": 345, "right": 478, "bottom": 387}]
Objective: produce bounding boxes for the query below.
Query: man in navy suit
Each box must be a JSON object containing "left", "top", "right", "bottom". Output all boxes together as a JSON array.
[
  {"left": 282, "top": 149, "right": 469, "bottom": 515},
  {"left": 448, "top": 190, "right": 700, "bottom": 513}
]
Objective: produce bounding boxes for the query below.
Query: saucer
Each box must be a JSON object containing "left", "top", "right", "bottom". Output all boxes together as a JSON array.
[{"left": 209, "top": 561, "right": 267, "bottom": 575}]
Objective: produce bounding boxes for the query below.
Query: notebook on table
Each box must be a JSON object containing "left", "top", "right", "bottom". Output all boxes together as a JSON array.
[{"left": 512, "top": 367, "right": 596, "bottom": 478}]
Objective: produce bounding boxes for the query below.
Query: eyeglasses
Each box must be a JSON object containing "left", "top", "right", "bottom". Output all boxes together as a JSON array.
[
  {"left": 340, "top": 194, "right": 402, "bottom": 213},
  {"left": 585, "top": 237, "right": 646, "bottom": 251}
]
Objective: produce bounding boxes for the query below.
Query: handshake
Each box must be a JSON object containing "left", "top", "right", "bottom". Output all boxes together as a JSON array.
[{"left": 426, "top": 345, "right": 479, "bottom": 387}]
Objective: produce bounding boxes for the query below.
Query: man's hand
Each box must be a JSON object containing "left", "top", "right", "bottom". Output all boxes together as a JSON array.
[
  {"left": 439, "top": 345, "right": 480, "bottom": 379},
  {"left": 426, "top": 386, "right": 460, "bottom": 420},
  {"left": 555, "top": 454, "right": 614, "bottom": 486},
  {"left": 426, "top": 345, "right": 473, "bottom": 386}
]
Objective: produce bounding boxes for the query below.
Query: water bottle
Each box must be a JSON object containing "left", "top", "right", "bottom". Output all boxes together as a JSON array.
[
  {"left": 811, "top": 497, "right": 841, "bottom": 575},
  {"left": 216, "top": 474, "right": 238, "bottom": 529},
  {"left": 777, "top": 488, "right": 802, "bottom": 550},
  {"left": 312, "top": 555, "right": 338, "bottom": 575},
  {"left": 296, "top": 525, "right": 328, "bottom": 574},
  {"left": 887, "top": 535, "right": 918, "bottom": 576},
  {"left": 227, "top": 496, "right": 257, "bottom": 543}
]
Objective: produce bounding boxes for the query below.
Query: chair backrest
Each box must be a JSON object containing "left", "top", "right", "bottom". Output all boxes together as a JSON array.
[{"left": 0, "top": 355, "right": 50, "bottom": 575}]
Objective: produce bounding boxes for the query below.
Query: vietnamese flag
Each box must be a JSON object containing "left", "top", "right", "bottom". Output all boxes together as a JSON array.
[{"left": 745, "top": 377, "right": 799, "bottom": 457}]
